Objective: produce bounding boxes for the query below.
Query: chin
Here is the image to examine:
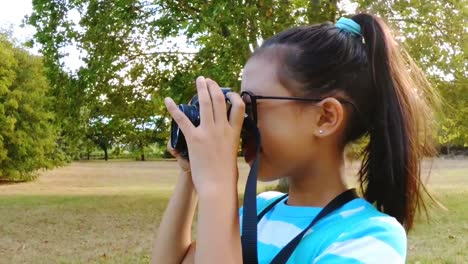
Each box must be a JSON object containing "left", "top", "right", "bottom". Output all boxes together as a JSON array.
[{"left": 243, "top": 151, "right": 283, "bottom": 182}]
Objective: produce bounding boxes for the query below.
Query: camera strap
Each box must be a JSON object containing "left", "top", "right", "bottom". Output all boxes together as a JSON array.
[
  {"left": 240, "top": 118, "right": 261, "bottom": 264},
  {"left": 240, "top": 118, "right": 358, "bottom": 264}
]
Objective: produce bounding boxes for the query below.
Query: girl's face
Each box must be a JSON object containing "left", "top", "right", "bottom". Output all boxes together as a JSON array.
[{"left": 240, "top": 54, "right": 323, "bottom": 182}]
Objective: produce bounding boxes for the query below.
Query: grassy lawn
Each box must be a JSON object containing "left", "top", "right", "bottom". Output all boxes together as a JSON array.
[{"left": 0, "top": 158, "right": 466, "bottom": 263}]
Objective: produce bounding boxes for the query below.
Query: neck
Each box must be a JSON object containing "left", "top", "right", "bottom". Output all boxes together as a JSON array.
[{"left": 286, "top": 152, "right": 347, "bottom": 207}]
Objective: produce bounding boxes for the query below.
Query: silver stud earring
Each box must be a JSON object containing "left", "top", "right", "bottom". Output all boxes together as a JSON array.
[{"left": 319, "top": 130, "right": 323, "bottom": 134}]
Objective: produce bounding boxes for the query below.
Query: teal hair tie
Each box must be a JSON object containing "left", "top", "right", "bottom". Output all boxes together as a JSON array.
[{"left": 335, "top": 17, "right": 362, "bottom": 37}]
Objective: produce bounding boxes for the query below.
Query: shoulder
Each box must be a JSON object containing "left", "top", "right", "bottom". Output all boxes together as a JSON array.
[{"left": 311, "top": 199, "right": 407, "bottom": 264}]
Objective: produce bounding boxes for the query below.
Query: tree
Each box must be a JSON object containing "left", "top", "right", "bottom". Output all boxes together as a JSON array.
[
  {"left": 0, "top": 34, "right": 58, "bottom": 181},
  {"left": 86, "top": 116, "right": 120, "bottom": 161},
  {"left": 29, "top": 0, "right": 176, "bottom": 160},
  {"left": 27, "top": 1, "right": 88, "bottom": 160},
  {"left": 28, "top": 0, "right": 466, "bottom": 163},
  {"left": 355, "top": 0, "right": 467, "bottom": 149}
]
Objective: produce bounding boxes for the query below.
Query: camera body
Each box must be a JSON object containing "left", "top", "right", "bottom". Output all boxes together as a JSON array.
[{"left": 170, "top": 87, "right": 233, "bottom": 159}]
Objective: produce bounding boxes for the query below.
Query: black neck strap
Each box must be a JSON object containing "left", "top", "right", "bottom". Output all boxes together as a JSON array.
[
  {"left": 240, "top": 118, "right": 261, "bottom": 264},
  {"left": 256, "top": 193, "right": 288, "bottom": 222}
]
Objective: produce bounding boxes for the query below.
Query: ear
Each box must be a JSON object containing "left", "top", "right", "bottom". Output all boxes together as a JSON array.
[{"left": 313, "top": 97, "right": 344, "bottom": 138}]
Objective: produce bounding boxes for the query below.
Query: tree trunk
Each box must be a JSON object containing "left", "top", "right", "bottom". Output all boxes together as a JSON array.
[
  {"left": 139, "top": 140, "right": 145, "bottom": 161},
  {"left": 104, "top": 147, "right": 108, "bottom": 161}
]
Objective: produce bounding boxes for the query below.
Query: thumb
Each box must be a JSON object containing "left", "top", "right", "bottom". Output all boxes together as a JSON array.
[{"left": 166, "top": 139, "right": 181, "bottom": 158}]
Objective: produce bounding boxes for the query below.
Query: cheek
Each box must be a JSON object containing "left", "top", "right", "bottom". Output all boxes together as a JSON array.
[
  {"left": 256, "top": 110, "right": 309, "bottom": 179},
  {"left": 260, "top": 119, "right": 293, "bottom": 157},
  {"left": 261, "top": 107, "right": 311, "bottom": 155}
]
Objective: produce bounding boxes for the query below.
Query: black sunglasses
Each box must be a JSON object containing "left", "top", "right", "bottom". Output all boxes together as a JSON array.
[{"left": 240, "top": 91, "right": 360, "bottom": 124}]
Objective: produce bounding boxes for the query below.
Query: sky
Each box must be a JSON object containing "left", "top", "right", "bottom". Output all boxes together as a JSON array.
[{"left": 0, "top": 0, "right": 36, "bottom": 45}]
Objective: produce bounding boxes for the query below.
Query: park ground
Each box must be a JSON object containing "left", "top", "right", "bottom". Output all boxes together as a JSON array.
[{"left": 0, "top": 157, "right": 467, "bottom": 263}]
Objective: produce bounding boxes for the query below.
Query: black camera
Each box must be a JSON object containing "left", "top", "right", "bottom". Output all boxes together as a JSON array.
[{"left": 170, "top": 87, "right": 234, "bottom": 159}]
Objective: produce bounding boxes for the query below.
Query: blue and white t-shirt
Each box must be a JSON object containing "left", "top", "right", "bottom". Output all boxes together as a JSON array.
[{"left": 239, "top": 191, "right": 406, "bottom": 264}]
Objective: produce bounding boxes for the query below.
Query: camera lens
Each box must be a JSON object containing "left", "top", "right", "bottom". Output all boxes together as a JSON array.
[{"left": 170, "top": 104, "right": 200, "bottom": 159}]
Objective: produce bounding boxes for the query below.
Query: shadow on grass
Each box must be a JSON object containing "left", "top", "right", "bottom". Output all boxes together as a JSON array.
[{"left": 0, "top": 180, "right": 29, "bottom": 186}]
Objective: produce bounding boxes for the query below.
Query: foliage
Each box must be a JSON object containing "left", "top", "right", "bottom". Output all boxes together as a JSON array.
[
  {"left": 355, "top": 0, "right": 467, "bottom": 149},
  {"left": 0, "top": 34, "right": 58, "bottom": 181},
  {"left": 27, "top": 0, "right": 467, "bottom": 163}
]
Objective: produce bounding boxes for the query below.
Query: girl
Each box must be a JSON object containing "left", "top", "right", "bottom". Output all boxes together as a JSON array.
[{"left": 152, "top": 13, "right": 437, "bottom": 264}]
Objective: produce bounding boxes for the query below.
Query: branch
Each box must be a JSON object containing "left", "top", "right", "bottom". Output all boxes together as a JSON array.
[
  {"left": 387, "top": 18, "right": 451, "bottom": 41},
  {"left": 120, "top": 51, "right": 198, "bottom": 64}
]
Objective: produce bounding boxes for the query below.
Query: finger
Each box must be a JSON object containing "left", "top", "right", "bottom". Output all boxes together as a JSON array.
[
  {"left": 196, "top": 76, "right": 214, "bottom": 126},
  {"left": 166, "top": 138, "right": 179, "bottom": 158},
  {"left": 206, "top": 78, "right": 227, "bottom": 124},
  {"left": 226, "top": 92, "right": 246, "bottom": 131},
  {"left": 165, "top": 97, "right": 194, "bottom": 135}
]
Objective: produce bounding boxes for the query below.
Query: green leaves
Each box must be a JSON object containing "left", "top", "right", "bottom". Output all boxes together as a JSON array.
[
  {"left": 0, "top": 35, "right": 57, "bottom": 181},
  {"left": 357, "top": 0, "right": 467, "bottom": 148},
  {"left": 26, "top": 0, "right": 466, "bottom": 164}
]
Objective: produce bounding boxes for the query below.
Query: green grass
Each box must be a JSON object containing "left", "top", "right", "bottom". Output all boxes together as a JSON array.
[
  {"left": 407, "top": 188, "right": 468, "bottom": 264},
  {"left": 0, "top": 194, "right": 169, "bottom": 264},
  {"left": 0, "top": 158, "right": 467, "bottom": 263}
]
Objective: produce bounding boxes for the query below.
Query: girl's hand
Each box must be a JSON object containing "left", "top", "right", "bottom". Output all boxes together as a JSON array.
[
  {"left": 164, "top": 76, "right": 245, "bottom": 195},
  {"left": 166, "top": 138, "right": 191, "bottom": 174}
]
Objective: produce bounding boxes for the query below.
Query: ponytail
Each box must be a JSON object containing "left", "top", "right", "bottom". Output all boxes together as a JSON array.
[{"left": 351, "top": 14, "right": 439, "bottom": 230}]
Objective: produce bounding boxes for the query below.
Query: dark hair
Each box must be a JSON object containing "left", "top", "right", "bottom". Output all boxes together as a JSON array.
[{"left": 253, "top": 13, "right": 439, "bottom": 230}]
